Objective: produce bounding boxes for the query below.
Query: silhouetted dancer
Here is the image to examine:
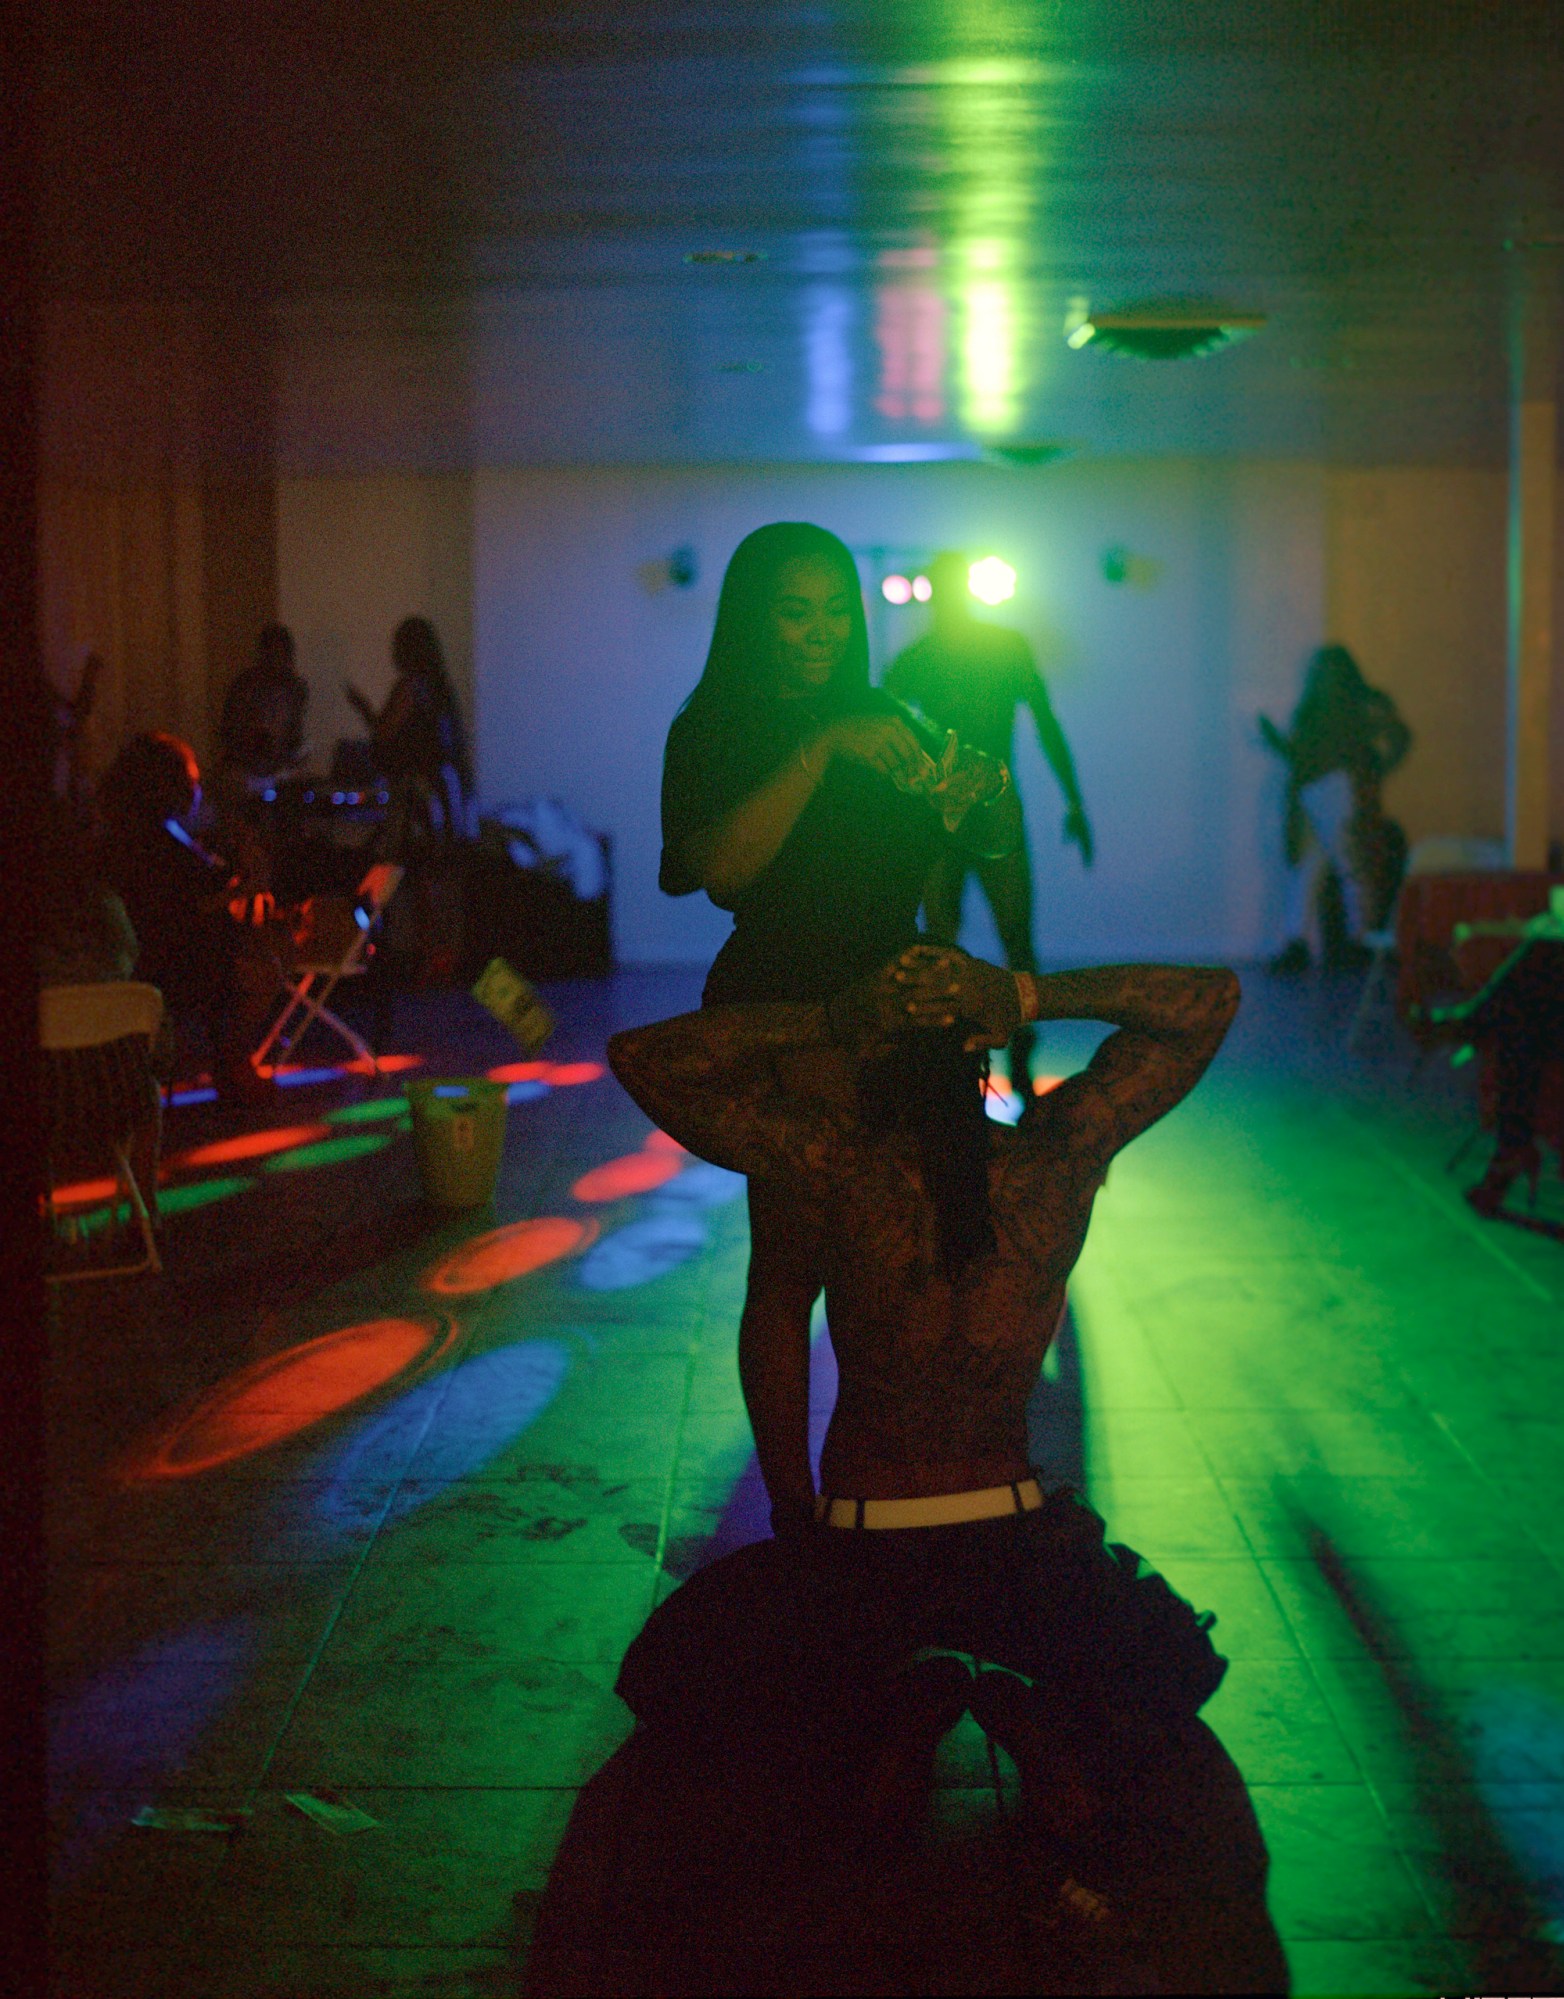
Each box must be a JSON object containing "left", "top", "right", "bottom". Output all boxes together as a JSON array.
[
  {"left": 346, "top": 615, "right": 474, "bottom": 849},
  {"left": 884, "top": 549, "right": 1092, "bottom": 1096},
  {"left": 218, "top": 622, "right": 309, "bottom": 782},
  {"left": 526, "top": 948, "right": 1286, "bottom": 1997},
  {"left": 1260, "top": 644, "right": 1411, "bottom": 973}
]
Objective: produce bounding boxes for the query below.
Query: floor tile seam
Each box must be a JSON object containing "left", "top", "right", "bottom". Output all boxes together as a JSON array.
[
  {"left": 1327, "top": 1101, "right": 1556, "bottom": 1304},
  {"left": 240, "top": 1474, "right": 416, "bottom": 1805},
  {"left": 648, "top": 1351, "right": 702, "bottom": 1616},
  {"left": 1297, "top": 1652, "right": 1477, "bottom": 1929},
  {"left": 1423, "top": 1413, "right": 1564, "bottom": 1595},
  {"left": 1068, "top": 1274, "right": 1187, "bottom": 1431}
]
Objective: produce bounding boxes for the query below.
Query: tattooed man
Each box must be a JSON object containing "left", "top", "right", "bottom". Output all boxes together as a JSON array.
[{"left": 590, "top": 950, "right": 1285, "bottom": 1991}]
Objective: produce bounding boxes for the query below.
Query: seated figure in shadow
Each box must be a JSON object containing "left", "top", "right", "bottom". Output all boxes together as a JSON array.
[
  {"left": 526, "top": 947, "right": 1287, "bottom": 1997},
  {"left": 1429, "top": 936, "right": 1564, "bottom": 1219}
]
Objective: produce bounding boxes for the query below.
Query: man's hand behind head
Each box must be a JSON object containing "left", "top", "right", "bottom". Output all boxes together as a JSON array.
[
  {"left": 828, "top": 946, "right": 1022, "bottom": 1057},
  {"left": 891, "top": 945, "right": 1021, "bottom": 1051}
]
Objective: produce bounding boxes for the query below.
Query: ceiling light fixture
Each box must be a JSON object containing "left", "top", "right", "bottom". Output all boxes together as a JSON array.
[
  {"left": 1064, "top": 297, "right": 1265, "bottom": 361},
  {"left": 968, "top": 557, "right": 1016, "bottom": 606}
]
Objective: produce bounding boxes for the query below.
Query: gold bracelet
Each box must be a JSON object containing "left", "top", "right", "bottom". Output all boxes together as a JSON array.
[{"left": 1014, "top": 970, "right": 1041, "bottom": 1023}]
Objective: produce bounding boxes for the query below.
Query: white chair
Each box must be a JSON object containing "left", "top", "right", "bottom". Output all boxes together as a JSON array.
[
  {"left": 1346, "top": 836, "right": 1508, "bottom": 1051},
  {"left": 251, "top": 863, "right": 403, "bottom": 1078},
  {"left": 40, "top": 981, "right": 165, "bottom": 1280}
]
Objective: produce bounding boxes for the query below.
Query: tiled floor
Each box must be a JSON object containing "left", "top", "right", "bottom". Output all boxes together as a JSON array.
[{"left": 44, "top": 968, "right": 1564, "bottom": 1996}]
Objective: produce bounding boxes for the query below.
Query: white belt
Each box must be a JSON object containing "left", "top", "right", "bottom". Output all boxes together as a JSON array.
[{"left": 815, "top": 1478, "right": 1044, "bottom": 1531}]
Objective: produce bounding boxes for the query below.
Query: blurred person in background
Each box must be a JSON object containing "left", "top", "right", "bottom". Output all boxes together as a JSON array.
[
  {"left": 96, "top": 732, "right": 277, "bottom": 1106},
  {"left": 347, "top": 615, "right": 475, "bottom": 849},
  {"left": 885, "top": 550, "right": 1092, "bottom": 1100},
  {"left": 1261, "top": 645, "right": 1411, "bottom": 975}
]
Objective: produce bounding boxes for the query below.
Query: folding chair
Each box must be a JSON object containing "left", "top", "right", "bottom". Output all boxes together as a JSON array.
[
  {"left": 40, "top": 981, "right": 165, "bottom": 1280},
  {"left": 252, "top": 862, "right": 403, "bottom": 1079}
]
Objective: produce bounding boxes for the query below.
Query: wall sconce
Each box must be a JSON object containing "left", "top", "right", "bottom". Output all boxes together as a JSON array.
[{"left": 636, "top": 546, "right": 699, "bottom": 595}]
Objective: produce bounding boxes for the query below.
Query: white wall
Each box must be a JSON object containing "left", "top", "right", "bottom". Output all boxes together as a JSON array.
[
  {"left": 471, "top": 459, "right": 1328, "bottom": 964},
  {"left": 276, "top": 455, "right": 1531, "bottom": 966},
  {"left": 1325, "top": 467, "right": 1509, "bottom": 844}
]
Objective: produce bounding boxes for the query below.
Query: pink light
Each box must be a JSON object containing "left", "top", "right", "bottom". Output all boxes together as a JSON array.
[
  {"left": 571, "top": 1152, "right": 685, "bottom": 1202},
  {"left": 544, "top": 1061, "right": 605, "bottom": 1087},
  {"left": 488, "top": 1061, "right": 551, "bottom": 1085},
  {"left": 643, "top": 1129, "right": 686, "bottom": 1156},
  {"left": 165, "top": 1123, "right": 332, "bottom": 1171},
  {"left": 882, "top": 574, "right": 913, "bottom": 605},
  {"left": 119, "top": 1315, "right": 458, "bottom": 1480},
  {"left": 49, "top": 1176, "right": 119, "bottom": 1210},
  {"left": 422, "top": 1216, "right": 600, "bottom": 1297}
]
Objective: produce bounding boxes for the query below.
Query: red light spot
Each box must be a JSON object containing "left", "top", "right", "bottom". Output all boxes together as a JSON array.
[
  {"left": 643, "top": 1129, "right": 686, "bottom": 1156},
  {"left": 488, "top": 1060, "right": 551, "bottom": 1084},
  {"left": 1032, "top": 1073, "right": 1064, "bottom": 1095},
  {"left": 346, "top": 1053, "right": 424, "bottom": 1075},
  {"left": 543, "top": 1061, "right": 605, "bottom": 1087},
  {"left": 422, "top": 1216, "right": 599, "bottom": 1296},
  {"left": 119, "top": 1315, "right": 457, "bottom": 1479},
  {"left": 571, "top": 1152, "right": 685, "bottom": 1202},
  {"left": 165, "top": 1124, "right": 332, "bottom": 1171},
  {"left": 49, "top": 1176, "right": 120, "bottom": 1209}
]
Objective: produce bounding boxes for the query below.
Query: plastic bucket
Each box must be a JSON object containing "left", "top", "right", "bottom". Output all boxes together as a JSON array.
[{"left": 404, "top": 1078, "right": 509, "bottom": 1208}]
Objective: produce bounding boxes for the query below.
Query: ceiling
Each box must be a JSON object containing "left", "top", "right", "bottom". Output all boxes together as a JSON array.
[{"left": 34, "top": 1, "right": 1564, "bottom": 467}]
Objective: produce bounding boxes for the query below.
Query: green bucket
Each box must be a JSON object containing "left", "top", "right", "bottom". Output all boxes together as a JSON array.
[{"left": 404, "top": 1077, "right": 509, "bottom": 1208}]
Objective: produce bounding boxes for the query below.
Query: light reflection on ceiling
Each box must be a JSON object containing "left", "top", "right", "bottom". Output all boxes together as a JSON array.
[{"left": 44, "top": 5, "right": 1559, "bottom": 469}]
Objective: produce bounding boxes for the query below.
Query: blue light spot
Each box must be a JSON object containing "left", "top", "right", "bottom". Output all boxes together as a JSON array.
[
  {"left": 168, "top": 1086, "right": 219, "bottom": 1107},
  {"left": 293, "top": 1340, "right": 572, "bottom": 1533},
  {"left": 506, "top": 1080, "right": 550, "bottom": 1105},
  {"left": 274, "top": 1067, "right": 343, "bottom": 1088},
  {"left": 577, "top": 1213, "right": 708, "bottom": 1291}
]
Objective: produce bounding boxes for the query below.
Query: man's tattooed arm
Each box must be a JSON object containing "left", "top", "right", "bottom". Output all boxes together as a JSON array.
[
  {"left": 607, "top": 1004, "right": 848, "bottom": 1179},
  {"left": 1018, "top": 964, "right": 1240, "bottom": 1174}
]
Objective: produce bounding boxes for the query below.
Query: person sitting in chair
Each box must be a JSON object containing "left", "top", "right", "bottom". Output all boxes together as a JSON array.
[
  {"left": 96, "top": 733, "right": 278, "bottom": 1107},
  {"left": 544, "top": 946, "right": 1285, "bottom": 1995}
]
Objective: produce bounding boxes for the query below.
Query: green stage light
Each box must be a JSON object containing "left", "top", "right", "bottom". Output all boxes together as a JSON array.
[{"left": 968, "top": 556, "right": 1016, "bottom": 606}]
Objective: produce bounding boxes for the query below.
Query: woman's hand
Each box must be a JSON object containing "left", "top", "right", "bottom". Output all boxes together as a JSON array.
[
  {"left": 1063, "top": 802, "right": 1094, "bottom": 866},
  {"left": 925, "top": 737, "right": 1010, "bottom": 832},
  {"left": 815, "top": 714, "right": 938, "bottom": 792},
  {"left": 891, "top": 943, "right": 1022, "bottom": 1049}
]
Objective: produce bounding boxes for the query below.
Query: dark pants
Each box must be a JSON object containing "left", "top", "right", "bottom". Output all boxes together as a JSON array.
[
  {"left": 528, "top": 1496, "right": 1287, "bottom": 1998},
  {"left": 922, "top": 842, "right": 1040, "bottom": 1085},
  {"left": 1472, "top": 940, "right": 1564, "bottom": 1154},
  {"left": 617, "top": 1490, "right": 1227, "bottom": 1781}
]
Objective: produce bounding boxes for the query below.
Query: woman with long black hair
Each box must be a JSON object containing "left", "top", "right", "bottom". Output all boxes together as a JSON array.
[
  {"left": 662, "top": 522, "right": 1018, "bottom": 1003},
  {"left": 347, "top": 616, "right": 475, "bottom": 847},
  {"left": 660, "top": 522, "right": 1021, "bottom": 1536}
]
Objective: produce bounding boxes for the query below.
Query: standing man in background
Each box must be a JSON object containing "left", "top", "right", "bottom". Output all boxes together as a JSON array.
[{"left": 885, "top": 550, "right": 1093, "bottom": 1099}]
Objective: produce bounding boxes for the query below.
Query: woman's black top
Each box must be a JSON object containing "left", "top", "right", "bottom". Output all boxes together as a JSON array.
[{"left": 661, "top": 688, "right": 943, "bottom": 1006}]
